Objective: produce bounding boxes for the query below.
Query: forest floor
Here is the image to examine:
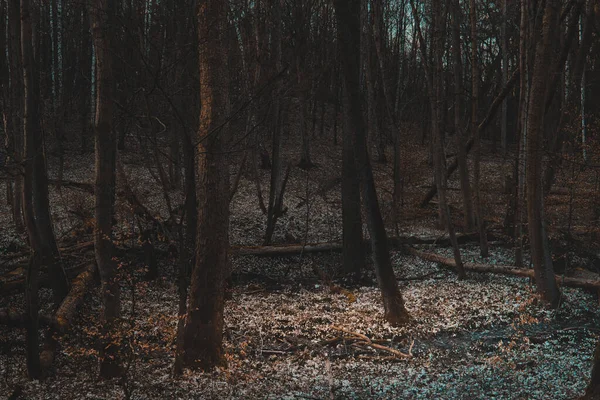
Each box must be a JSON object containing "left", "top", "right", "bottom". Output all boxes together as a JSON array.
[{"left": 1, "top": 133, "right": 599, "bottom": 399}]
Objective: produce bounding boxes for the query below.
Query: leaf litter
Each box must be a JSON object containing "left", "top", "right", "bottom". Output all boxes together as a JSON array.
[{"left": 0, "top": 146, "right": 598, "bottom": 399}]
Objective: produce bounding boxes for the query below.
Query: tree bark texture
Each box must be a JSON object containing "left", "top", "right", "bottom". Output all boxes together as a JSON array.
[
  {"left": 526, "top": 0, "right": 561, "bottom": 307},
  {"left": 8, "top": 0, "right": 24, "bottom": 234},
  {"left": 452, "top": 0, "right": 474, "bottom": 230},
  {"left": 182, "top": 0, "right": 231, "bottom": 370},
  {"left": 470, "top": 0, "right": 489, "bottom": 258},
  {"left": 432, "top": 0, "right": 465, "bottom": 279},
  {"left": 91, "top": 0, "right": 121, "bottom": 378},
  {"left": 20, "top": 0, "right": 42, "bottom": 379},
  {"left": 334, "top": 0, "right": 409, "bottom": 326}
]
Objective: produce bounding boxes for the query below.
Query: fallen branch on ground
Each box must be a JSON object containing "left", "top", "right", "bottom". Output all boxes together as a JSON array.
[
  {"left": 397, "top": 271, "right": 444, "bottom": 281},
  {"left": 234, "top": 242, "right": 344, "bottom": 257},
  {"left": 409, "top": 248, "right": 600, "bottom": 290},
  {"left": 329, "top": 326, "right": 412, "bottom": 358}
]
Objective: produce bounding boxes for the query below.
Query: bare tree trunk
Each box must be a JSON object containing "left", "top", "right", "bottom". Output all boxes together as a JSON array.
[
  {"left": 452, "top": 0, "right": 474, "bottom": 230},
  {"left": 432, "top": 0, "right": 465, "bottom": 279},
  {"left": 392, "top": 134, "right": 402, "bottom": 235},
  {"left": 333, "top": 74, "right": 340, "bottom": 146},
  {"left": 21, "top": 0, "right": 42, "bottom": 378},
  {"left": 295, "top": 4, "right": 314, "bottom": 171},
  {"left": 371, "top": 0, "right": 402, "bottom": 234},
  {"left": 526, "top": 0, "right": 561, "bottom": 307},
  {"left": 169, "top": 131, "right": 181, "bottom": 190},
  {"left": 335, "top": 0, "right": 409, "bottom": 326},
  {"left": 22, "top": 0, "right": 69, "bottom": 305},
  {"left": 0, "top": 2, "right": 6, "bottom": 125},
  {"left": 78, "top": 4, "right": 91, "bottom": 154},
  {"left": 298, "top": 87, "right": 314, "bottom": 170},
  {"left": 173, "top": 120, "right": 197, "bottom": 375},
  {"left": 8, "top": 0, "right": 24, "bottom": 234},
  {"left": 182, "top": 0, "right": 230, "bottom": 370},
  {"left": 514, "top": 0, "right": 529, "bottom": 268},
  {"left": 51, "top": 0, "right": 66, "bottom": 191},
  {"left": 265, "top": 0, "right": 284, "bottom": 245},
  {"left": 364, "top": 12, "right": 381, "bottom": 164},
  {"left": 543, "top": 0, "right": 593, "bottom": 194},
  {"left": 91, "top": 0, "right": 121, "bottom": 378},
  {"left": 341, "top": 81, "right": 366, "bottom": 277},
  {"left": 500, "top": 0, "right": 508, "bottom": 153},
  {"left": 470, "top": 0, "right": 489, "bottom": 258}
]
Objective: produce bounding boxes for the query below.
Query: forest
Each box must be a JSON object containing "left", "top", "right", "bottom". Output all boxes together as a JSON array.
[{"left": 1, "top": 0, "right": 600, "bottom": 398}]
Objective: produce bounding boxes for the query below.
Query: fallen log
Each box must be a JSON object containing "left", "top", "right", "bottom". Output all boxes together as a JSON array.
[
  {"left": 40, "top": 264, "right": 97, "bottom": 370},
  {"left": 388, "top": 232, "right": 492, "bottom": 247},
  {"left": 1, "top": 265, "right": 95, "bottom": 330},
  {"left": 409, "top": 248, "right": 600, "bottom": 290},
  {"left": 233, "top": 242, "right": 344, "bottom": 256},
  {"left": 232, "top": 233, "right": 488, "bottom": 257},
  {"left": 48, "top": 179, "right": 94, "bottom": 193},
  {"left": 54, "top": 264, "right": 96, "bottom": 333}
]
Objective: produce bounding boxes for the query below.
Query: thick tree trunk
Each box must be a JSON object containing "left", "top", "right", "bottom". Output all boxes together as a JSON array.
[
  {"left": 341, "top": 94, "right": 365, "bottom": 276},
  {"left": 91, "top": 0, "right": 121, "bottom": 379},
  {"left": 526, "top": 0, "right": 561, "bottom": 307},
  {"left": 35, "top": 1, "right": 70, "bottom": 301},
  {"left": 182, "top": 0, "right": 230, "bottom": 370},
  {"left": 21, "top": 0, "right": 42, "bottom": 379},
  {"left": 334, "top": 0, "right": 409, "bottom": 326}
]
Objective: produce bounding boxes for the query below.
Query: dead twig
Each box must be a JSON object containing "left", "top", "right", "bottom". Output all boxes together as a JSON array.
[
  {"left": 331, "top": 325, "right": 371, "bottom": 343},
  {"left": 329, "top": 326, "right": 412, "bottom": 359}
]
